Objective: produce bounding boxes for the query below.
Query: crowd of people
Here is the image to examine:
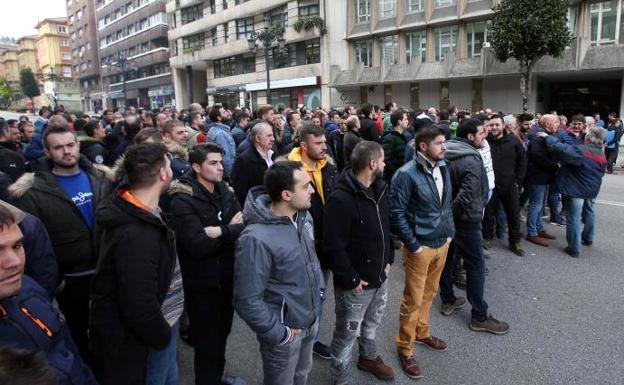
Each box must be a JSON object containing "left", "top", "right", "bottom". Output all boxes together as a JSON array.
[{"left": 0, "top": 100, "right": 621, "bottom": 385}]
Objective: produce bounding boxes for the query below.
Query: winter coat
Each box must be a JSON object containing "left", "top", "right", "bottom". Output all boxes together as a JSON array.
[
  {"left": 488, "top": 131, "right": 527, "bottom": 190},
  {"left": 90, "top": 191, "right": 177, "bottom": 385},
  {"left": 79, "top": 136, "right": 109, "bottom": 166},
  {"left": 526, "top": 127, "right": 560, "bottom": 185},
  {"left": 445, "top": 138, "right": 489, "bottom": 225},
  {"left": 359, "top": 116, "right": 380, "bottom": 143},
  {"left": 0, "top": 275, "right": 98, "bottom": 385},
  {"left": 327, "top": 129, "right": 346, "bottom": 171},
  {"left": 343, "top": 130, "right": 363, "bottom": 168},
  {"left": 556, "top": 130, "right": 585, "bottom": 146},
  {"left": 382, "top": 130, "right": 407, "bottom": 183},
  {"left": 234, "top": 186, "right": 324, "bottom": 346},
  {"left": 9, "top": 156, "right": 112, "bottom": 275},
  {"left": 544, "top": 136, "right": 607, "bottom": 199},
  {"left": 323, "top": 170, "right": 394, "bottom": 290},
  {"left": 390, "top": 154, "right": 455, "bottom": 252},
  {"left": 0, "top": 146, "right": 26, "bottom": 182},
  {"left": 207, "top": 122, "right": 237, "bottom": 177},
  {"left": 168, "top": 175, "right": 243, "bottom": 291},
  {"left": 20, "top": 212, "right": 59, "bottom": 299},
  {"left": 231, "top": 145, "right": 275, "bottom": 205}
]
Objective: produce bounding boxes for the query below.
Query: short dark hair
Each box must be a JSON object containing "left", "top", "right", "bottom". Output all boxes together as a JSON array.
[
  {"left": 360, "top": 103, "right": 372, "bottom": 117},
  {"left": 209, "top": 104, "right": 224, "bottom": 123},
  {"left": 328, "top": 110, "right": 339, "bottom": 119},
  {"left": 134, "top": 127, "right": 163, "bottom": 144},
  {"left": 189, "top": 142, "right": 224, "bottom": 166},
  {"left": 0, "top": 346, "right": 57, "bottom": 385},
  {"left": 264, "top": 161, "right": 302, "bottom": 203},
  {"left": 570, "top": 114, "right": 585, "bottom": 124},
  {"left": 163, "top": 119, "right": 184, "bottom": 135},
  {"left": 102, "top": 109, "right": 112, "bottom": 116},
  {"left": 123, "top": 143, "right": 169, "bottom": 189},
  {"left": 299, "top": 122, "right": 324, "bottom": 143},
  {"left": 38, "top": 107, "right": 50, "bottom": 116},
  {"left": 474, "top": 113, "right": 489, "bottom": 123},
  {"left": 187, "top": 112, "right": 202, "bottom": 125},
  {"left": 235, "top": 111, "right": 249, "bottom": 124},
  {"left": 518, "top": 113, "right": 534, "bottom": 122},
  {"left": 286, "top": 111, "right": 300, "bottom": 126},
  {"left": 390, "top": 109, "right": 406, "bottom": 127},
  {"left": 351, "top": 141, "right": 383, "bottom": 173},
  {"left": 256, "top": 104, "right": 274, "bottom": 120},
  {"left": 17, "top": 121, "right": 32, "bottom": 132},
  {"left": 438, "top": 110, "right": 450, "bottom": 121},
  {"left": 6, "top": 119, "right": 17, "bottom": 127},
  {"left": 0, "top": 205, "right": 16, "bottom": 232},
  {"left": 43, "top": 126, "right": 75, "bottom": 149},
  {"left": 489, "top": 114, "right": 503, "bottom": 123},
  {"left": 457, "top": 118, "right": 483, "bottom": 139},
  {"left": 415, "top": 126, "right": 445, "bottom": 149},
  {"left": 83, "top": 121, "right": 100, "bottom": 137},
  {"left": 123, "top": 116, "right": 142, "bottom": 141},
  {"left": 384, "top": 102, "right": 395, "bottom": 112}
]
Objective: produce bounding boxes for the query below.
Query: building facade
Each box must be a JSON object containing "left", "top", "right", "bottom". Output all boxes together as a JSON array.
[
  {"left": 16, "top": 36, "right": 40, "bottom": 78},
  {"left": 95, "top": 0, "right": 172, "bottom": 110},
  {"left": 329, "top": 0, "right": 624, "bottom": 116},
  {"left": 67, "top": 0, "right": 104, "bottom": 113},
  {"left": 167, "top": 0, "right": 329, "bottom": 110},
  {"left": 0, "top": 49, "right": 20, "bottom": 84}
]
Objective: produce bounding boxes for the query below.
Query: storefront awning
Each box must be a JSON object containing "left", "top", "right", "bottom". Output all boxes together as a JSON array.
[{"left": 245, "top": 76, "right": 320, "bottom": 92}]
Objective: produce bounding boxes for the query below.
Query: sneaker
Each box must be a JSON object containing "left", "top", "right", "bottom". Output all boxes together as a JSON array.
[
  {"left": 483, "top": 239, "right": 491, "bottom": 250},
  {"left": 549, "top": 218, "right": 566, "bottom": 226},
  {"left": 483, "top": 247, "right": 490, "bottom": 259},
  {"left": 313, "top": 342, "right": 332, "bottom": 360},
  {"left": 222, "top": 374, "right": 247, "bottom": 385},
  {"left": 440, "top": 297, "right": 467, "bottom": 316},
  {"left": 415, "top": 336, "right": 447, "bottom": 352},
  {"left": 582, "top": 239, "right": 593, "bottom": 246},
  {"left": 526, "top": 235, "right": 549, "bottom": 247},
  {"left": 564, "top": 246, "right": 579, "bottom": 258},
  {"left": 357, "top": 356, "right": 395, "bottom": 381},
  {"left": 538, "top": 230, "right": 556, "bottom": 240},
  {"left": 469, "top": 314, "right": 510, "bottom": 335},
  {"left": 453, "top": 270, "right": 466, "bottom": 290},
  {"left": 509, "top": 243, "right": 525, "bottom": 257},
  {"left": 397, "top": 351, "right": 422, "bottom": 379}
]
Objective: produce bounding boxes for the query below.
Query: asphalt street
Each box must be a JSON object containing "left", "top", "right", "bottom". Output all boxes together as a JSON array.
[{"left": 178, "top": 173, "right": 624, "bottom": 385}]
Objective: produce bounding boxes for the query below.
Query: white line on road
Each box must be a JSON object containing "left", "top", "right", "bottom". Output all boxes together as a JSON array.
[{"left": 597, "top": 199, "right": 624, "bottom": 208}]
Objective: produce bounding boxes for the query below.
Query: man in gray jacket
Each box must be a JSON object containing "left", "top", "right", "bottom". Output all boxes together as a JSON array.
[{"left": 234, "top": 161, "right": 325, "bottom": 385}]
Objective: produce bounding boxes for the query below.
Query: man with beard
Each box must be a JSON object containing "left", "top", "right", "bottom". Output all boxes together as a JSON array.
[
  {"left": 325, "top": 141, "right": 395, "bottom": 384},
  {"left": 90, "top": 143, "right": 183, "bottom": 385},
  {"left": 169, "top": 143, "right": 246, "bottom": 385},
  {"left": 10, "top": 125, "right": 111, "bottom": 360},
  {"left": 234, "top": 161, "right": 324, "bottom": 385},
  {"left": 391, "top": 126, "right": 455, "bottom": 379},
  {"left": 287, "top": 123, "right": 338, "bottom": 360}
]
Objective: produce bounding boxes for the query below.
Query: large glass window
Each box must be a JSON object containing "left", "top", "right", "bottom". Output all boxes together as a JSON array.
[
  {"left": 407, "top": 0, "right": 422, "bottom": 12},
  {"left": 434, "top": 26, "right": 457, "bottom": 61},
  {"left": 466, "top": 21, "right": 488, "bottom": 58},
  {"left": 180, "top": 3, "right": 203, "bottom": 25},
  {"left": 242, "top": 54, "right": 256, "bottom": 73},
  {"left": 567, "top": 6, "right": 578, "bottom": 36},
  {"left": 214, "top": 56, "right": 236, "bottom": 78},
  {"left": 182, "top": 32, "right": 205, "bottom": 52},
  {"left": 237, "top": 18, "right": 255, "bottom": 40},
  {"left": 435, "top": 0, "right": 454, "bottom": 7},
  {"left": 269, "top": 44, "right": 297, "bottom": 69},
  {"left": 590, "top": 0, "right": 621, "bottom": 45},
  {"left": 380, "top": 35, "right": 398, "bottom": 65},
  {"left": 305, "top": 39, "right": 321, "bottom": 64},
  {"left": 355, "top": 39, "right": 373, "bottom": 67},
  {"left": 379, "top": 0, "right": 394, "bottom": 18},
  {"left": 355, "top": 0, "right": 371, "bottom": 23},
  {"left": 406, "top": 31, "right": 426, "bottom": 63},
  {"left": 299, "top": 1, "right": 320, "bottom": 16},
  {"left": 267, "top": 5, "right": 288, "bottom": 27}
]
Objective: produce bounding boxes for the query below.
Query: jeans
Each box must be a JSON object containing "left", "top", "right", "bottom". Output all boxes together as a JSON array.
[
  {"left": 330, "top": 281, "right": 388, "bottom": 383},
  {"left": 483, "top": 184, "right": 521, "bottom": 244},
  {"left": 606, "top": 147, "right": 619, "bottom": 172},
  {"left": 146, "top": 323, "right": 179, "bottom": 385},
  {"left": 527, "top": 184, "right": 548, "bottom": 236},
  {"left": 440, "top": 224, "right": 489, "bottom": 321},
  {"left": 259, "top": 319, "right": 318, "bottom": 385},
  {"left": 564, "top": 197, "right": 596, "bottom": 253},
  {"left": 548, "top": 186, "right": 562, "bottom": 222},
  {"left": 314, "top": 269, "right": 331, "bottom": 344}
]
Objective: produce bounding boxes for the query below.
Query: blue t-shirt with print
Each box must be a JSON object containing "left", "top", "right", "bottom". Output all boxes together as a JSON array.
[{"left": 53, "top": 170, "right": 94, "bottom": 229}]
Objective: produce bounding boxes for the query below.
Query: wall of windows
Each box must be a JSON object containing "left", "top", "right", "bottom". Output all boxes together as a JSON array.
[
  {"left": 299, "top": 1, "right": 320, "bottom": 16},
  {"left": 379, "top": 0, "right": 395, "bottom": 18},
  {"left": 434, "top": 26, "right": 457, "bottom": 61},
  {"left": 405, "top": 31, "right": 426, "bottom": 63},
  {"left": 355, "top": 39, "right": 373, "bottom": 67},
  {"left": 407, "top": 0, "right": 423, "bottom": 13},
  {"left": 182, "top": 32, "right": 205, "bottom": 53},
  {"left": 266, "top": 5, "right": 288, "bottom": 27},
  {"left": 355, "top": 0, "right": 371, "bottom": 23},
  {"left": 237, "top": 18, "right": 255, "bottom": 40},
  {"left": 268, "top": 39, "right": 321, "bottom": 70},
  {"left": 590, "top": 0, "right": 621, "bottom": 45},
  {"left": 380, "top": 35, "right": 399, "bottom": 64},
  {"left": 466, "top": 21, "right": 488, "bottom": 58},
  {"left": 99, "top": 12, "right": 167, "bottom": 48},
  {"left": 214, "top": 56, "right": 236, "bottom": 78},
  {"left": 180, "top": 3, "right": 203, "bottom": 25}
]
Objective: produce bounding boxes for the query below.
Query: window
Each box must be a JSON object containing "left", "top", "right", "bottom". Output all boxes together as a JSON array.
[
  {"left": 269, "top": 44, "right": 297, "bottom": 69},
  {"left": 139, "top": 18, "right": 148, "bottom": 29},
  {"left": 224, "top": 23, "right": 230, "bottom": 43},
  {"left": 127, "top": 24, "right": 135, "bottom": 34},
  {"left": 590, "top": 1, "right": 621, "bottom": 45},
  {"left": 70, "top": 32, "right": 77, "bottom": 40},
  {"left": 60, "top": 39, "right": 71, "bottom": 46},
  {"left": 237, "top": 18, "right": 255, "bottom": 39},
  {"left": 69, "top": 15, "right": 75, "bottom": 24},
  {"left": 439, "top": 81, "right": 450, "bottom": 110},
  {"left": 406, "top": 31, "right": 426, "bottom": 63},
  {"left": 223, "top": 0, "right": 228, "bottom": 9},
  {"left": 410, "top": 83, "right": 419, "bottom": 110},
  {"left": 355, "top": 0, "right": 371, "bottom": 22},
  {"left": 211, "top": 28, "right": 218, "bottom": 46},
  {"left": 355, "top": 39, "right": 373, "bottom": 67},
  {"left": 86, "top": 42, "right": 91, "bottom": 50},
  {"left": 379, "top": 0, "right": 394, "bottom": 18},
  {"left": 140, "top": 42, "right": 149, "bottom": 52},
  {"left": 125, "top": 2, "right": 134, "bottom": 13},
  {"left": 58, "top": 25, "right": 67, "bottom": 33},
  {"left": 407, "top": 0, "right": 422, "bottom": 12},
  {"left": 305, "top": 39, "right": 321, "bottom": 64},
  {"left": 181, "top": 3, "right": 203, "bottom": 25},
  {"left": 72, "top": 48, "right": 78, "bottom": 57},
  {"left": 384, "top": 84, "right": 392, "bottom": 105},
  {"left": 78, "top": 28, "right": 84, "bottom": 38},
  {"left": 435, "top": 0, "right": 454, "bottom": 7},
  {"left": 434, "top": 26, "right": 457, "bottom": 61},
  {"left": 267, "top": 6, "right": 288, "bottom": 27},
  {"left": 76, "top": 9, "right": 83, "bottom": 20},
  {"left": 80, "top": 62, "right": 87, "bottom": 71},
  {"left": 62, "top": 66, "right": 72, "bottom": 78},
  {"left": 466, "top": 21, "right": 488, "bottom": 58},
  {"left": 235, "top": 0, "right": 251, "bottom": 4},
  {"left": 214, "top": 56, "right": 236, "bottom": 78},
  {"left": 299, "top": 3, "right": 320, "bottom": 16},
  {"left": 380, "top": 35, "right": 398, "bottom": 65},
  {"left": 62, "top": 52, "right": 71, "bottom": 60},
  {"left": 567, "top": 6, "right": 578, "bottom": 36},
  {"left": 182, "top": 32, "right": 205, "bottom": 52},
  {"left": 242, "top": 54, "right": 255, "bottom": 73}
]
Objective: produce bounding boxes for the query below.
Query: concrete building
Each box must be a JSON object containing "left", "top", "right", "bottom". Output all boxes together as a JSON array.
[
  {"left": 67, "top": 0, "right": 104, "bottom": 113},
  {"left": 329, "top": 0, "right": 624, "bottom": 116},
  {"left": 16, "top": 36, "right": 40, "bottom": 77},
  {"left": 0, "top": 49, "right": 20, "bottom": 84},
  {"left": 95, "top": 0, "right": 172, "bottom": 109},
  {"left": 167, "top": 0, "right": 329, "bottom": 110}
]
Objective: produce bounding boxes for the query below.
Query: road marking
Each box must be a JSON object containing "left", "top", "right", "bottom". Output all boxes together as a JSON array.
[{"left": 597, "top": 199, "right": 624, "bottom": 208}]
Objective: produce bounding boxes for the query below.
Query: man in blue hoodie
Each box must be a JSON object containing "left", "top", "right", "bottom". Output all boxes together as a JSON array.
[{"left": 207, "top": 104, "right": 237, "bottom": 178}]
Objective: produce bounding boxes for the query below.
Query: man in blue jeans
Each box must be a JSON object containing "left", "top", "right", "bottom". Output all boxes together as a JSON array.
[
  {"left": 525, "top": 114, "right": 560, "bottom": 247},
  {"left": 536, "top": 127, "right": 607, "bottom": 258}
]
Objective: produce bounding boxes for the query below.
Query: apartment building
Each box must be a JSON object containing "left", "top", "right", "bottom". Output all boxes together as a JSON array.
[
  {"left": 0, "top": 49, "right": 20, "bottom": 84},
  {"left": 67, "top": 0, "right": 104, "bottom": 112},
  {"left": 95, "top": 0, "right": 172, "bottom": 109},
  {"left": 16, "top": 36, "right": 40, "bottom": 77},
  {"left": 329, "top": 0, "right": 624, "bottom": 115},
  {"left": 167, "top": 0, "right": 329, "bottom": 110}
]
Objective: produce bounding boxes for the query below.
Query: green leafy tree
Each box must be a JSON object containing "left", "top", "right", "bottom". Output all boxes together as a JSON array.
[
  {"left": 0, "top": 77, "right": 13, "bottom": 99},
  {"left": 489, "top": 0, "right": 573, "bottom": 112},
  {"left": 19, "top": 68, "right": 40, "bottom": 109}
]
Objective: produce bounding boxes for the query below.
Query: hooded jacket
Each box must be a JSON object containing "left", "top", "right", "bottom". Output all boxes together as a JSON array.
[
  {"left": 488, "top": 131, "right": 527, "bottom": 190},
  {"left": 445, "top": 138, "right": 489, "bottom": 225},
  {"left": 90, "top": 191, "right": 177, "bottom": 385},
  {"left": 168, "top": 174, "right": 243, "bottom": 291},
  {"left": 207, "top": 122, "right": 237, "bottom": 177},
  {"left": 9, "top": 156, "right": 111, "bottom": 275},
  {"left": 287, "top": 147, "right": 338, "bottom": 270},
  {"left": 323, "top": 170, "right": 394, "bottom": 290},
  {"left": 233, "top": 186, "right": 324, "bottom": 346},
  {"left": 79, "top": 136, "right": 109, "bottom": 166},
  {"left": 390, "top": 153, "right": 455, "bottom": 252},
  {"left": 359, "top": 116, "right": 380, "bottom": 143}
]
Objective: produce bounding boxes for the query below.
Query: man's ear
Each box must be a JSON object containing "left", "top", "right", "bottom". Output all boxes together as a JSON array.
[
  {"left": 191, "top": 163, "right": 201, "bottom": 174},
  {"left": 280, "top": 189, "right": 292, "bottom": 202}
]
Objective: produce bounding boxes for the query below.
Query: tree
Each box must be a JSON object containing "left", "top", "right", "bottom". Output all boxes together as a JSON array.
[
  {"left": 489, "top": 0, "right": 573, "bottom": 112},
  {"left": 0, "top": 77, "right": 13, "bottom": 99},
  {"left": 19, "top": 68, "right": 40, "bottom": 110}
]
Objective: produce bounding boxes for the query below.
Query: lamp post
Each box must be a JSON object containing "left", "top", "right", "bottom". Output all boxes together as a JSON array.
[
  {"left": 46, "top": 67, "right": 58, "bottom": 107},
  {"left": 247, "top": 22, "right": 285, "bottom": 105}
]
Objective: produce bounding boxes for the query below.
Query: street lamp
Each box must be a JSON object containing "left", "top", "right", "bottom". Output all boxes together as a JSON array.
[
  {"left": 45, "top": 67, "right": 58, "bottom": 107},
  {"left": 106, "top": 57, "right": 134, "bottom": 108},
  {"left": 247, "top": 21, "right": 285, "bottom": 105}
]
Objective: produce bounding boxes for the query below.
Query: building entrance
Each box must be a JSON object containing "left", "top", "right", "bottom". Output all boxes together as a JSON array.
[{"left": 546, "top": 79, "right": 621, "bottom": 118}]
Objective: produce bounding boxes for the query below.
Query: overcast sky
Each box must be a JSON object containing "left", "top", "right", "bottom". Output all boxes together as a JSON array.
[{"left": 0, "top": 0, "right": 67, "bottom": 39}]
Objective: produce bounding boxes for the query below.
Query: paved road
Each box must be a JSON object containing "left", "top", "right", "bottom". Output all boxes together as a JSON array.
[{"left": 178, "top": 173, "right": 624, "bottom": 385}]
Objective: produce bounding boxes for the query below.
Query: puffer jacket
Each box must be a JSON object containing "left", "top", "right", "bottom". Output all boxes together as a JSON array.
[
  {"left": 445, "top": 138, "right": 489, "bottom": 225},
  {"left": 79, "top": 136, "right": 109, "bottom": 166},
  {"left": 234, "top": 186, "right": 324, "bottom": 346},
  {"left": 382, "top": 129, "right": 407, "bottom": 183},
  {"left": 390, "top": 153, "right": 455, "bottom": 252}
]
